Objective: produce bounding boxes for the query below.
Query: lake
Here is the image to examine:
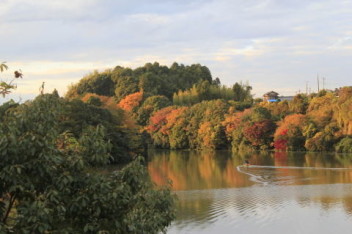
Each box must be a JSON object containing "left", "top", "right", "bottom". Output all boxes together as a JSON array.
[{"left": 147, "top": 150, "right": 352, "bottom": 234}]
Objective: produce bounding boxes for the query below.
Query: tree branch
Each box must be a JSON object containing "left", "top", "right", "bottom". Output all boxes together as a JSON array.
[{"left": 2, "top": 193, "right": 16, "bottom": 224}]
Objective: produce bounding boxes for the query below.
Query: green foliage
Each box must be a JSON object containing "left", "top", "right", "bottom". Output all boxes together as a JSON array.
[
  {"left": 289, "top": 94, "right": 308, "bottom": 114},
  {"left": 250, "top": 106, "right": 272, "bottom": 122},
  {"left": 232, "top": 81, "right": 252, "bottom": 102},
  {"left": 66, "top": 70, "right": 115, "bottom": 98},
  {"left": 0, "top": 94, "right": 175, "bottom": 233},
  {"left": 335, "top": 137, "right": 352, "bottom": 153},
  {"left": 173, "top": 81, "right": 246, "bottom": 106},
  {"left": 304, "top": 123, "right": 340, "bottom": 152},
  {"left": 228, "top": 101, "right": 252, "bottom": 111},
  {"left": 60, "top": 98, "right": 140, "bottom": 163},
  {"left": 259, "top": 100, "right": 290, "bottom": 120},
  {"left": 87, "top": 95, "right": 103, "bottom": 106},
  {"left": 114, "top": 74, "right": 139, "bottom": 101},
  {"left": 67, "top": 62, "right": 213, "bottom": 102},
  {"left": 78, "top": 125, "right": 112, "bottom": 166},
  {"left": 0, "top": 100, "right": 18, "bottom": 121}
]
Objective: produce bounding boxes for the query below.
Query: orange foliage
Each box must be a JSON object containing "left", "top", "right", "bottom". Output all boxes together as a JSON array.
[
  {"left": 274, "top": 114, "right": 306, "bottom": 138},
  {"left": 118, "top": 91, "right": 143, "bottom": 112},
  {"left": 147, "top": 106, "right": 176, "bottom": 133},
  {"left": 222, "top": 111, "right": 245, "bottom": 138},
  {"left": 161, "top": 107, "right": 187, "bottom": 134},
  {"left": 147, "top": 106, "right": 187, "bottom": 134},
  {"left": 198, "top": 122, "right": 213, "bottom": 148}
]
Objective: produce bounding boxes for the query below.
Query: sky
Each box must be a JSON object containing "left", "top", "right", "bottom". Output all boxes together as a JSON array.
[{"left": 1, "top": 0, "right": 351, "bottom": 102}]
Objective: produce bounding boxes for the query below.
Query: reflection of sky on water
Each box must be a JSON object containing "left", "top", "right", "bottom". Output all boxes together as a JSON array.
[
  {"left": 148, "top": 150, "right": 352, "bottom": 234},
  {"left": 168, "top": 184, "right": 352, "bottom": 234}
]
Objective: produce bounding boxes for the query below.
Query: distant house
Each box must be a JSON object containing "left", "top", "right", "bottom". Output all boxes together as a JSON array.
[{"left": 263, "top": 91, "right": 279, "bottom": 102}]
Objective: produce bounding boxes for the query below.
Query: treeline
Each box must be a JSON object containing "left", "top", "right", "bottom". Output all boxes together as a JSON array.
[
  {"left": 269, "top": 89, "right": 352, "bottom": 152},
  {"left": 66, "top": 62, "right": 213, "bottom": 101},
  {"left": 65, "top": 62, "right": 351, "bottom": 153},
  {"left": 173, "top": 80, "right": 252, "bottom": 105},
  {"left": 147, "top": 89, "right": 352, "bottom": 153}
]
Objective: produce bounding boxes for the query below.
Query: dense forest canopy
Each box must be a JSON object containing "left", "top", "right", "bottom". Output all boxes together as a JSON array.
[
  {"left": 65, "top": 62, "right": 351, "bottom": 153},
  {"left": 66, "top": 62, "right": 214, "bottom": 101}
]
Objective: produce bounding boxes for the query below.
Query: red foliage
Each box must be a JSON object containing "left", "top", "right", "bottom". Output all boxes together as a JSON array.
[
  {"left": 147, "top": 106, "right": 176, "bottom": 133},
  {"left": 273, "top": 139, "right": 288, "bottom": 150},
  {"left": 274, "top": 114, "right": 306, "bottom": 138},
  {"left": 243, "top": 120, "right": 275, "bottom": 146}
]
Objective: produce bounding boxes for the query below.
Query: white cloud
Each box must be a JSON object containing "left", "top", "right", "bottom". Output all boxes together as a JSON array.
[
  {"left": 0, "top": 0, "right": 351, "bottom": 101},
  {"left": 328, "top": 36, "right": 352, "bottom": 50}
]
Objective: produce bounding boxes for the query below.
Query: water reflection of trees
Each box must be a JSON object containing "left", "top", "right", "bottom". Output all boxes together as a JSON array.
[
  {"left": 148, "top": 150, "right": 352, "bottom": 222},
  {"left": 148, "top": 149, "right": 255, "bottom": 190},
  {"left": 148, "top": 150, "right": 352, "bottom": 189}
]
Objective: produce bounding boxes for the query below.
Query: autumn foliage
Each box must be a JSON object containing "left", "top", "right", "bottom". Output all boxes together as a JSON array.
[
  {"left": 273, "top": 114, "right": 307, "bottom": 151},
  {"left": 118, "top": 91, "right": 144, "bottom": 112},
  {"left": 64, "top": 62, "right": 352, "bottom": 153}
]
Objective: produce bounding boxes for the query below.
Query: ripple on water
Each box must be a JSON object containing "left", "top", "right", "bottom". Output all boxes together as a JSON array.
[{"left": 168, "top": 184, "right": 352, "bottom": 234}]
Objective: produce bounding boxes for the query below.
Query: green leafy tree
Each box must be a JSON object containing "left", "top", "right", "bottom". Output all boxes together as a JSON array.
[
  {"left": 66, "top": 70, "right": 114, "bottom": 99},
  {"left": 232, "top": 81, "right": 252, "bottom": 102},
  {"left": 60, "top": 98, "right": 140, "bottom": 163},
  {"left": 0, "top": 94, "right": 175, "bottom": 233}
]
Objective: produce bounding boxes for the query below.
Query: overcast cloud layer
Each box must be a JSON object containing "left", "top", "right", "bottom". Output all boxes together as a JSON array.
[{"left": 1, "top": 0, "right": 351, "bottom": 101}]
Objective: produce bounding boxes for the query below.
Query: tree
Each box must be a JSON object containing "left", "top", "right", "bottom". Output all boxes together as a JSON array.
[
  {"left": 65, "top": 70, "right": 114, "bottom": 99},
  {"left": 243, "top": 120, "right": 276, "bottom": 149},
  {"left": 273, "top": 114, "right": 307, "bottom": 151},
  {"left": 118, "top": 91, "right": 144, "bottom": 112},
  {"left": 232, "top": 81, "right": 252, "bottom": 102},
  {"left": 289, "top": 94, "right": 308, "bottom": 114},
  {"left": 0, "top": 94, "right": 176, "bottom": 233}
]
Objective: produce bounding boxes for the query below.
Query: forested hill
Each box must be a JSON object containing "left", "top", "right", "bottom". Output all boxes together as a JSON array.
[
  {"left": 65, "top": 62, "right": 352, "bottom": 154},
  {"left": 66, "top": 62, "right": 215, "bottom": 101}
]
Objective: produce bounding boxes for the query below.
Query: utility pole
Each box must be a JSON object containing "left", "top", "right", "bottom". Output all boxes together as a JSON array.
[
  {"left": 306, "top": 81, "right": 308, "bottom": 95},
  {"left": 317, "top": 73, "right": 320, "bottom": 92}
]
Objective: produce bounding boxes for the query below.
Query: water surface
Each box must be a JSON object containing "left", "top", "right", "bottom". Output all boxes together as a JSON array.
[{"left": 148, "top": 150, "right": 352, "bottom": 234}]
